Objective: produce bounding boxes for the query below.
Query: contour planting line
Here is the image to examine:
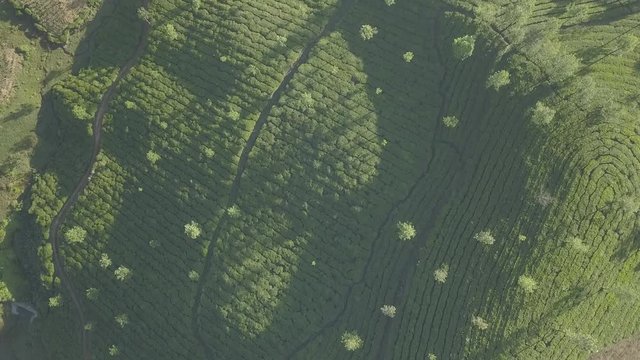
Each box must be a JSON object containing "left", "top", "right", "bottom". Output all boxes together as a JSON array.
[{"left": 47, "top": 2, "right": 150, "bottom": 358}]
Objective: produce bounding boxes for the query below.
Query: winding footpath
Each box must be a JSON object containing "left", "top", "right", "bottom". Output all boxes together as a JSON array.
[
  {"left": 190, "top": 0, "right": 360, "bottom": 357},
  {"left": 47, "top": 3, "right": 150, "bottom": 359}
]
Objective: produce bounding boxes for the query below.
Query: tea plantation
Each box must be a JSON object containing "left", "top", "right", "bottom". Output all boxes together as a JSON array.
[{"left": 7, "top": 0, "right": 640, "bottom": 359}]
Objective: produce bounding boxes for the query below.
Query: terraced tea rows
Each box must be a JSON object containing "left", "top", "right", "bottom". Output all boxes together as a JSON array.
[
  {"left": 22, "top": 0, "right": 640, "bottom": 359},
  {"left": 8, "top": 0, "right": 100, "bottom": 43}
]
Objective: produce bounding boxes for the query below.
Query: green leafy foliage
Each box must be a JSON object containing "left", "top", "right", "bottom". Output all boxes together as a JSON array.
[
  {"left": 397, "top": 221, "right": 416, "bottom": 241},
  {"left": 341, "top": 331, "right": 363, "bottom": 351},
  {"left": 530, "top": 101, "right": 556, "bottom": 126},
  {"left": 65, "top": 226, "right": 87, "bottom": 244},
  {"left": 518, "top": 275, "right": 538, "bottom": 294},
  {"left": 360, "top": 24, "right": 378, "bottom": 40},
  {"left": 184, "top": 221, "right": 201, "bottom": 239},
  {"left": 452, "top": 35, "right": 475, "bottom": 60},
  {"left": 486, "top": 70, "right": 510, "bottom": 90}
]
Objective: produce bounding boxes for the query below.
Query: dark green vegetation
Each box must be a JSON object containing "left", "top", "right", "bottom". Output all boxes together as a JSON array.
[
  {"left": 7, "top": 0, "right": 102, "bottom": 44},
  {"left": 2, "top": 0, "right": 640, "bottom": 359}
]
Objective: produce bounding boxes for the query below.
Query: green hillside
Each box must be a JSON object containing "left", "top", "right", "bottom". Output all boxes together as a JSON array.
[{"left": 9, "top": 0, "right": 640, "bottom": 359}]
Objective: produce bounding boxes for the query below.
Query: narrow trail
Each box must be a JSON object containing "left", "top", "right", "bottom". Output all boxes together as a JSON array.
[
  {"left": 284, "top": 8, "right": 466, "bottom": 359},
  {"left": 190, "top": 0, "right": 361, "bottom": 357},
  {"left": 47, "top": 2, "right": 150, "bottom": 359}
]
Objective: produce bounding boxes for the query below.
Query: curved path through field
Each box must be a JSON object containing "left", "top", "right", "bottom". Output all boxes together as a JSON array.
[
  {"left": 47, "top": 2, "right": 150, "bottom": 359},
  {"left": 190, "top": 0, "right": 361, "bottom": 357}
]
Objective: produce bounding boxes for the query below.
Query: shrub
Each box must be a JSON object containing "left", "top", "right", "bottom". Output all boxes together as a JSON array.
[
  {"left": 486, "top": 70, "right": 510, "bottom": 90},
  {"left": 137, "top": 7, "right": 151, "bottom": 24},
  {"left": 108, "top": 345, "right": 119, "bottom": 356},
  {"left": 188, "top": 270, "right": 200, "bottom": 281},
  {"left": 397, "top": 221, "right": 416, "bottom": 241},
  {"left": 163, "top": 23, "right": 179, "bottom": 41},
  {"left": 184, "top": 221, "right": 201, "bottom": 239},
  {"left": 0, "top": 281, "right": 13, "bottom": 302},
  {"left": 360, "top": 25, "right": 378, "bottom": 40},
  {"left": 65, "top": 226, "right": 87, "bottom": 244},
  {"left": 403, "top": 51, "right": 414, "bottom": 62},
  {"left": 99, "top": 253, "right": 112, "bottom": 269},
  {"left": 86, "top": 287, "right": 99, "bottom": 300},
  {"left": 442, "top": 115, "right": 459, "bottom": 128},
  {"left": 48, "top": 294, "right": 62, "bottom": 308},
  {"left": 114, "top": 266, "right": 132, "bottom": 281},
  {"left": 518, "top": 275, "right": 538, "bottom": 294},
  {"left": 471, "top": 315, "right": 489, "bottom": 330},
  {"left": 434, "top": 264, "right": 449, "bottom": 283},
  {"left": 115, "top": 313, "right": 129, "bottom": 328},
  {"left": 380, "top": 304, "right": 396, "bottom": 318},
  {"left": 72, "top": 105, "right": 92, "bottom": 120},
  {"left": 146, "top": 150, "right": 161, "bottom": 165},
  {"left": 474, "top": 230, "right": 495, "bottom": 245},
  {"left": 564, "top": 237, "right": 589, "bottom": 253},
  {"left": 530, "top": 101, "right": 556, "bottom": 125},
  {"left": 341, "top": 331, "right": 363, "bottom": 351},
  {"left": 452, "top": 35, "right": 475, "bottom": 60}
]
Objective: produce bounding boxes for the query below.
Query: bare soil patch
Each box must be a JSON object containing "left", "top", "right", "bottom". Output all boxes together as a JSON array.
[
  {"left": 0, "top": 47, "right": 22, "bottom": 104},
  {"left": 591, "top": 337, "right": 640, "bottom": 360}
]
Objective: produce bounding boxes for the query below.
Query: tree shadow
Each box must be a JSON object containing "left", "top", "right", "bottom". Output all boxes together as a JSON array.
[{"left": 0, "top": 103, "right": 37, "bottom": 123}]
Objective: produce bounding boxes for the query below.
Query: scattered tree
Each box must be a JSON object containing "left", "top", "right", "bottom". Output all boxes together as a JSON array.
[
  {"left": 384, "top": 0, "right": 396, "bottom": 5},
  {"left": 146, "top": 150, "right": 161, "bottom": 165},
  {"left": 380, "top": 304, "right": 396, "bottom": 318},
  {"left": 375, "top": 87, "right": 383, "bottom": 95},
  {"left": 341, "top": 331, "right": 364, "bottom": 351},
  {"left": 227, "top": 205, "right": 241, "bottom": 218},
  {"left": 163, "top": 23, "right": 179, "bottom": 41},
  {"left": 99, "top": 253, "right": 112, "bottom": 269},
  {"left": 434, "top": 264, "right": 449, "bottom": 283},
  {"left": 114, "top": 266, "right": 132, "bottom": 281},
  {"left": 184, "top": 221, "right": 202, "bottom": 239},
  {"left": 228, "top": 109, "right": 240, "bottom": 121},
  {"left": 442, "top": 115, "right": 459, "bottom": 128},
  {"left": 84, "top": 322, "right": 94, "bottom": 331},
  {"left": 115, "top": 313, "right": 129, "bottom": 328},
  {"left": 360, "top": 25, "right": 378, "bottom": 40},
  {"left": 0, "top": 281, "right": 13, "bottom": 302},
  {"left": 452, "top": 35, "right": 475, "bottom": 60},
  {"left": 191, "top": 0, "right": 201, "bottom": 11},
  {"left": 486, "top": 70, "right": 510, "bottom": 90},
  {"left": 530, "top": 101, "right": 556, "bottom": 125},
  {"left": 48, "top": 294, "right": 62, "bottom": 308},
  {"left": 72, "top": 105, "right": 92, "bottom": 120},
  {"left": 518, "top": 234, "right": 527, "bottom": 242},
  {"left": 137, "top": 7, "right": 151, "bottom": 24},
  {"left": 188, "top": 270, "right": 200, "bottom": 281},
  {"left": 403, "top": 51, "right": 414, "bottom": 62},
  {"left": 397, "top": 221, "right": 416, "bottom": 241},
  {"left": 474, "top": 230, "right": 495, "bottom": 245},
  {"left": 202, "top": 146, "right": 215, "bottom": 159},
  {"left": 108, "top": 345, "right": 119, "bottom": 356},
  {"left": 565, "top": 236, "right": 589, "bottom": 253},
  {"left": 86, "top": 287, "right": 99, "bottom": 300},
  {"left": 427, "top": 354, "right": 437, "bottom": 360},
  {"left": 471, "top": 315, "right": 489, "bottom": 330},
  {"left": 518, "top": 275, "right": 538, "bottom": 294},
  {"left": 65, "top": 226, "right": 87, "bottom": 244},
  {"left": 301, "top": 92, "right": 315, "bottom": 109}
]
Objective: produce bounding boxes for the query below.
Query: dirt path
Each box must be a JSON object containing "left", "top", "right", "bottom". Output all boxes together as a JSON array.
[
  {"left": 47, "top": 2, "right": 149, "bottom": 359},
  {"left": 190, "top": 0, "right": 361, "bottom": 357}
]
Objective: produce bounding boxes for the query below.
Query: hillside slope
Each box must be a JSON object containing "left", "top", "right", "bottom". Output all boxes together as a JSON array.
[{"left": 24, "top": 0, "right": 640, "bottom": 359}]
